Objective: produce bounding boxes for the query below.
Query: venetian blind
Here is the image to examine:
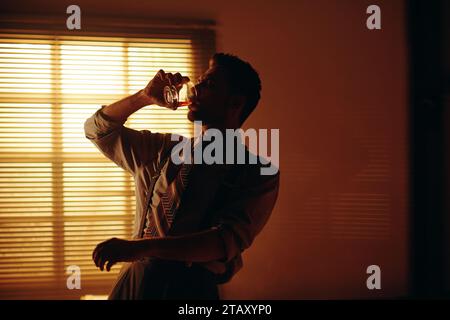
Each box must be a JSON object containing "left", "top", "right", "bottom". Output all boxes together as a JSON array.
[{"left": 0, "top": 32, "right": 212, "bottom": 299}]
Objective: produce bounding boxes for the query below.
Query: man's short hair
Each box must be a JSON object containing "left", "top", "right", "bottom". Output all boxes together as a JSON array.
[{"left": 211, "top": 53, "right": 261, "bottom": 125}]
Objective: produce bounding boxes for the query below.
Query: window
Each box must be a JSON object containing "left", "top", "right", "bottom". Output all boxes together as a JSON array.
[{"left": 0, "top": 31, "right": 214, "bottom": 299}]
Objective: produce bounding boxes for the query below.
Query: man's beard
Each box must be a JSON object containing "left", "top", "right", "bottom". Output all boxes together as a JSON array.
[
  {"left": 187, "top": 109, "right": 205, "bottom": 122},
  {"left": 187, "top": 107, "right": 220, "bottom": 125}
]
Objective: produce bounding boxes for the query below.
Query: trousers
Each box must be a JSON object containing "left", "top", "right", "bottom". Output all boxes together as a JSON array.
[{"left": 108, "top": 258, "right": 219, "bottom": 300}]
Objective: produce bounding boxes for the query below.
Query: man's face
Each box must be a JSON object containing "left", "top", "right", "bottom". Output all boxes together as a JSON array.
[{"left": 187, "top": 64, "right": 232, "bottom": 125}]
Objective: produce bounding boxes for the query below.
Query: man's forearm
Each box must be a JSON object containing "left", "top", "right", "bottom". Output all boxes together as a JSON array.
[
  {"left": 102, "top": 90, "right": 153, "bottom": 123},
  {"left": 133, "top": 228, "right": 227, "bottom": 263}
]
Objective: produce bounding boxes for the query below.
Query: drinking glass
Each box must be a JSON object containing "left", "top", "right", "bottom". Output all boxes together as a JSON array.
[{"left": 163, "top": 81, "right": 197, "bottom": 110}]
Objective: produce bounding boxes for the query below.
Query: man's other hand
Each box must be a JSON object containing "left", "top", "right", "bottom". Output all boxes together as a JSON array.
[{"left": 92, "top": 237, "right": 141, "bottom": 271}]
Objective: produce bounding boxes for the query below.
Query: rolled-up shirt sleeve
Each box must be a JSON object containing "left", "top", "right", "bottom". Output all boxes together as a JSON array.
[
  {"left": 215, "top": 171, "right": 280, "bottom": 263},
  {"left": 84, "top": 105, "right": 167, "bottom": 176}
]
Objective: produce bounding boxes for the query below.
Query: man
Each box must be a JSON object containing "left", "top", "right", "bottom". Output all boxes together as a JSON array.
[{"left": 84, "top": 53, "right": 279, "bottom": 299}]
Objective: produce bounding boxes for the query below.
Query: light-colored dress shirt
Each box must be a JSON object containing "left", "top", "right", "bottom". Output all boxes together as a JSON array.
[{"left": 84, "top": 105, "right": 280, "bottom": 283}]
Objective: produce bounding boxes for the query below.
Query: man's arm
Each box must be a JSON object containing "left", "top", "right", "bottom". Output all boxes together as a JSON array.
[
  {"left": 136, "top": 228, "right": 225, "bottom": 262},
  {"left": 93, "top": 171, "right": 280, "bottom": 272},
  {"left": 100, "top": 89, "right": 152, "bottom": 123},
  {"left": 93, "top": 227, "right": 227, "bottom": 271},
  {"left": 83, "top": 70, "right": 189, "bottom": 174},
  {"left": 100, "top": 69, "right": 189, "bottom": 122}
]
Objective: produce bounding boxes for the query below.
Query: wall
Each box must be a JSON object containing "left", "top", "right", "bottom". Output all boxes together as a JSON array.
[{"left": 0, "top": 0, "right": 409, "bottom": 298}]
